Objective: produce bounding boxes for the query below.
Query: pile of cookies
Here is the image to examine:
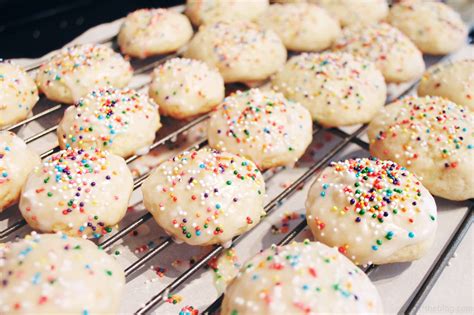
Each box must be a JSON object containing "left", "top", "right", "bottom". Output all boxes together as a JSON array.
[{"left": 0, "top": 0, "right": 471, "bottom": 314}]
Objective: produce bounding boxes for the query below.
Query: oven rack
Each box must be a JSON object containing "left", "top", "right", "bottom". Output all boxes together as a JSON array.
[{"left": 1, "top": 17, "right": 472, "bottom": 315}]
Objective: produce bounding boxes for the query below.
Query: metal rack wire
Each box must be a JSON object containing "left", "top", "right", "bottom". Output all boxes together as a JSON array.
[{"left": 2, "top": 15, "right": 472, "bottom": 315}]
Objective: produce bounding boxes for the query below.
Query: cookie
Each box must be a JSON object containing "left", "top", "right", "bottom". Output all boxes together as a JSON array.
[
  {"left": 142, "top": 148, "right": 266, "bottom": 247},
  {"left": 388, "top": 0, "right": 467, "bottom": 55},
  {"left": 368, "top": 96, "right": 474, "bottom": 201},
  {"left": 0, "top": 233, "right": 125, "bottom": 314},
  {"left": 418, "top": 59, "right": 474, "bottom": 111},
  {"left": 271, "top": 52, "right": 386, "bottom": 126},
  {"left": 0, "top": 131, "right": 40, "bottom": 212},
  {"left": 332, "top": 23, "right": 425, "bottom": 83},
  {"left": 57, "top": 87, "right": 161, "bottom": 158},
  {"left": 0, "top": 61, "right": 39, "bottom": 128},
  {"left": 19, "top": 148, "right": 133, "bottom": 238},
  {"left": 222, "top": 241, "right": 383, "bottom": 315},
  {"left": 118, "top": 8, "right": 193, "bottom": 59},
  {"left": 36, "top": 44, "right": 133, "bottom": 104},
  {"left": 208, "top": 89, "right": 313, "bottom": 169},
  {"left": 183, "top": 21, "right": 287, "bottom": 84},
  {"left": 149, "top": 58, "right": 225, "bottom": 119},
  {"left": 306, "top": 157, "right": 437, "bottom": 265},
  {"left": 314, "top": 0, "right": 388, "bottom": 27},
  {"left": 185, "top": 0, "right": 269, "bottom": 26}
]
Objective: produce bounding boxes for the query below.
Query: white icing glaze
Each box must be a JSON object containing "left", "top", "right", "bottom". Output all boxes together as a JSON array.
[
  {"left": 142, "top": 148, "right": 266, "bottom": 246},
  {"left": 271, "top": 52, "right": 386, "bottom": 127},
  {"left": 149, "top": 58, "right": 225, "bottom": 119},
  {"left": 183, "top": 21, "right": 287, "bottom": 83},
  {"left": 185, "top": 0, "right": 269, "bottom": 26},
  {"left": 0, "top": 61, "right": 39, "bottom": 128},
  {"left": 19, "top": 148, "right": 133, "bottom": 238},
  {"left": 0, "top": 233, "right": 125, "bottom": 314},
  {"left": 36, "top": 44, "right": 133, "bottom": 104},
  {"left": 222, "top": 241, "right": 384, "bottom": 314},
  {"left": 208, "top": 89, "right": 313, "bottom": 169},
  {"left": 118, "top": 8, "right": 193, "bottom": 59},
  {"left": 388, "top": 0, "right": 467, "bottom": 55},
  {"left": 306, "top": 158, "right": 438, "bottom": 265},
  {"left": 259, "top": 3, "right": 341, "bottom": 52},
  {"left": 368, "top": 96, "right": 474, "bottom": 201},
  {"left": 332, "top": 23, "right": 425, "bottom": 83},
  {"left": 0, "top": 131, "right": 40, "bottom": 211},
  {"left": 57, "top": 87, "right": 161, "bottom": 158}
]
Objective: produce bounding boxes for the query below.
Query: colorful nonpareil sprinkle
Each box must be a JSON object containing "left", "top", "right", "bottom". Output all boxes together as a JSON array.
[
  {"left": 332, "top": 22, "right": 422, "bottom": 80},
  {"left": 118, "top": 8, "right": 192, "bottom": 58},
  {"left": 0, "top": 61, "right": 38, "bottom": 127},
  {"left": 371, "top": 96, "right": 472, "bottom": 167},
  {"left": 306, "top": 157, "right": 437, "bottom": 265},
  {"left": 142, "top": 149, "right": 266, "bottom": 246},
  {"left": 149, "top": 57, "right": 224, "bottom": 119},
  {"left": 222, "top": 241, "right": 382, "bottom": 314},
  {"left": 37, "top": 44, "right": 131, "bottom": 85},
  {"left": 0, "top": 233, "right": 124, "bottom": 314},
  {"left": 166, "top": 294, "right": 183, "bottom": 305},
  {"left": 271, "top": 212, "right": 305, "bottom": 235},
  {"left": 208, "top": 89, "right": 312, "bottom": 169},
  {"left": 209, "top": 248, "right": 241, "bottom": 291},
  {"left": 179, "top": 305, "right": 199, "bottom": 315},
  {"left": 58, "top": 87, "right": 160, "bottom": 153},
  {"left": 0, "top": 144, "right": 11, "bottom": 185},
  {"left": 19, "top": 148, "right": 132, "bottom": 238}
]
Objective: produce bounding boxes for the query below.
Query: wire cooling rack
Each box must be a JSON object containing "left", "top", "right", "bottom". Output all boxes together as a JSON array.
[{"left": 1, "top": 11, "right": 473, "bottom": 315}]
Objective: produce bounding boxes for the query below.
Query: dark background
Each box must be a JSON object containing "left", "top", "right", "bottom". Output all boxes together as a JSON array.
[
  {"left": 1, "top": 1, "right": 472, "bottom": 59},
  {"left": 0, "top": 0, "right": 182, "bottom": 59}
]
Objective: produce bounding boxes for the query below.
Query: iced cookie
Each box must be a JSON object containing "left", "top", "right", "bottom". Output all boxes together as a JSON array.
[
  {"left": 149, "top": 58, "right": 225, "bottom": 119},
  {"left": 0, "top": 61, "right": 39, "bottom": 128},
  {"left": 0, "top": 131, "right": 40, "bottom": 212},
  {"left": 36, "top": 44, "right": 133, "bottom": 104},
  {"left": 57, "top": 87, "right": 161, "bottom": 158},
  {"left": 271, "top": 52, "right": 386, "bottom": 126},
  {"left": 368, "top": 96, "right": 474, "bottom": 201},
  {"left": 418, "top": 59, "right": 474, "bottom": 111},
  {"left": 185, "top": 0, "right": 269, "bottom": 26},
  {"left": 314, "top": 0, "right": 388, "bottom": 27},
  {"left": 19, "top": 148, "right": 133, "bottom": 238},
  {"left": 0, "top": 233, "right": 125, "bottom": 314},
  {"left": 142, "top": 148, "right": 266, "bottom": 246},
  {"left": 118, "top": 8, "right": 193, "bottom": 59},
  {"left": 222, "top": 241, "right": 383, "bottom": 315},
  {"left": 306, "top": 157, "right": 437, "bottom": 265},
  {"left": 183, "top": 21, "right": 287, "bottom": 84},
  {"left": 332, "top": 23, "right": 425, "bottom": 83},
  {"left": 388, "top": 0, "right": 467, "bottom": 55},
  {"left": 208, "top": 89, "right": 312, "bottom": 169},
  {"left": 259, "top": 3, "right": 341, "bottom": 52}
]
